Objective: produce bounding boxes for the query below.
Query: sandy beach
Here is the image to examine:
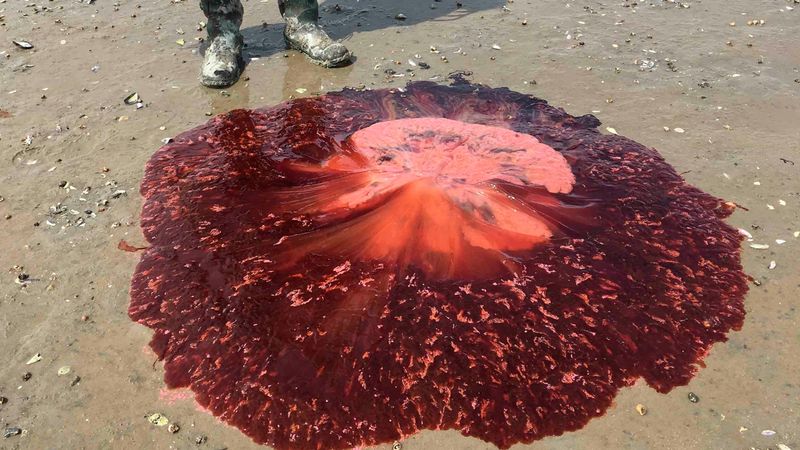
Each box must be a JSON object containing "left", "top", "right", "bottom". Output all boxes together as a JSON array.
[{"left": 1, "top": 0, "right": 799, "bottom": 448}]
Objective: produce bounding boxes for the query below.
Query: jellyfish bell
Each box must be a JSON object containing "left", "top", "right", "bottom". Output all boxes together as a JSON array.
[
  {"left": 271, "top": 117, "right": 586, "bottom": 281},
  {"left": 129, "top": 80, "right": 747, "bottom": 450}
]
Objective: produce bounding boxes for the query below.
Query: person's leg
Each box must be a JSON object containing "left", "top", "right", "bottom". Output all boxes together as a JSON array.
[
  {"left": 279, "top": 0, "right": 352, "bottom": 67},
  {"left": 200, "top": 0, "right": 244, "bottom": 88}
]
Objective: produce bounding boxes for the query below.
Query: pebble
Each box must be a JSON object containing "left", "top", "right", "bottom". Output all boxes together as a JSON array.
[
  {"left": 168, "top": 423, "right": 180, "bottom": 433},
  {"left": 687, "top": 392, "right": 700, "bottom": 403}
]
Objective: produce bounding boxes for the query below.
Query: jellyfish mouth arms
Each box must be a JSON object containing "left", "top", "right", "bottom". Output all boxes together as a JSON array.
[{"left": 271, "top": 118, "right": 582, "bottom": 280}]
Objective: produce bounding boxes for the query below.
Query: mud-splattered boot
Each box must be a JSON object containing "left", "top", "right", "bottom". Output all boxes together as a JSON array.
[
  {"left": 200, "top": 0, "right": 244, "bottom": 88},
  {"left": 279, "top": 0, "right": 352, "bottom": 67}
]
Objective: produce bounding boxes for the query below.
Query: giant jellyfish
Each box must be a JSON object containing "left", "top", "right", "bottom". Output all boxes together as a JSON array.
[{"left": 129, "top": 78, "right": 748, "bottom": 449}]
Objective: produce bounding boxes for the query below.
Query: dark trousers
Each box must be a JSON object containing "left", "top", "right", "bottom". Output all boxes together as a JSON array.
[{"left": 200, "top": 0, "right": 320, "bottom": 30}]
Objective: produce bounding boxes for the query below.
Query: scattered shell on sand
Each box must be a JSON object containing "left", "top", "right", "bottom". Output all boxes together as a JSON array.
[
  {"left": 3, "top": 427, "right": 22, "bottom": 438},
  {"left": 12, "top": 40, "right": 34, "bottom": 49},
  {"left": 123, "top": 93, "right": 140, "bottom": 105},
  {"left": 146, "top": 413, "right": 170, "bottom": 427}
]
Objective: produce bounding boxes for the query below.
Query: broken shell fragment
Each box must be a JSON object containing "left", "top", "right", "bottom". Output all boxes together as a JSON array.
[
  {"left": 635, "top": 404, "right": 647, "bottom": 416},
  {"left": 146, "top": 413, "right": 170, "bottom": 427},
  {"left": 12, "top": 40, "right": 34, "bottom": 49},
  {"left": 3, "top": 427, "right": 22, "bottom": 438},
  {"left": 124, "top": 93, "right": 140, "bottom": 105}
]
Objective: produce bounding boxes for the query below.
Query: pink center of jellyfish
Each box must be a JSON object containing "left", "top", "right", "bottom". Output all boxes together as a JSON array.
[{"left": 275, "top": 118, "right": 576, "bottom": 280}]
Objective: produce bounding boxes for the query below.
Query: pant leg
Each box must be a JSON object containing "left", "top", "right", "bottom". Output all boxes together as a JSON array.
[
  {"left": 201, "top": 0, "right": 244, "bottom": 39},
  {"left": 278, "top": 0, "right": 319, "bottom": 23}
]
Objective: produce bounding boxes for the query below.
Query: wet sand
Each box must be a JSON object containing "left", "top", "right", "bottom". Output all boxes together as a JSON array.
[{"left": 1, "top": 0, "right": 799, "bottom": 449}]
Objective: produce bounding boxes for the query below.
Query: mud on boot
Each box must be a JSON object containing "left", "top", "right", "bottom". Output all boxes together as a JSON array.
[
  {"left": 200, "top": 0, "right": 245, "bottom": 88},
  {"left": 280, "top": 0, "right": 351, "bottom": 67},
  {"left": 283, "top": 22, "right": 351, "bottom": 68},
  {"left": 201, "top": 34, "right": 244, "bottom": 88}
]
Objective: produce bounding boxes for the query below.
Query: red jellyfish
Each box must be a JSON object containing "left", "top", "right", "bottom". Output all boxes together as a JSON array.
[{"left": 129, "top": 78, "right": 748, "bottom": 449}]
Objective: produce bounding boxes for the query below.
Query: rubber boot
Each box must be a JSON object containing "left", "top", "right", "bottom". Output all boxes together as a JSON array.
[
  {"left": 200, "top": 0, "right": 245, "bottom": 88},
  {"left": 279, "top": 0, "right": 352, "bottom": 67}
]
